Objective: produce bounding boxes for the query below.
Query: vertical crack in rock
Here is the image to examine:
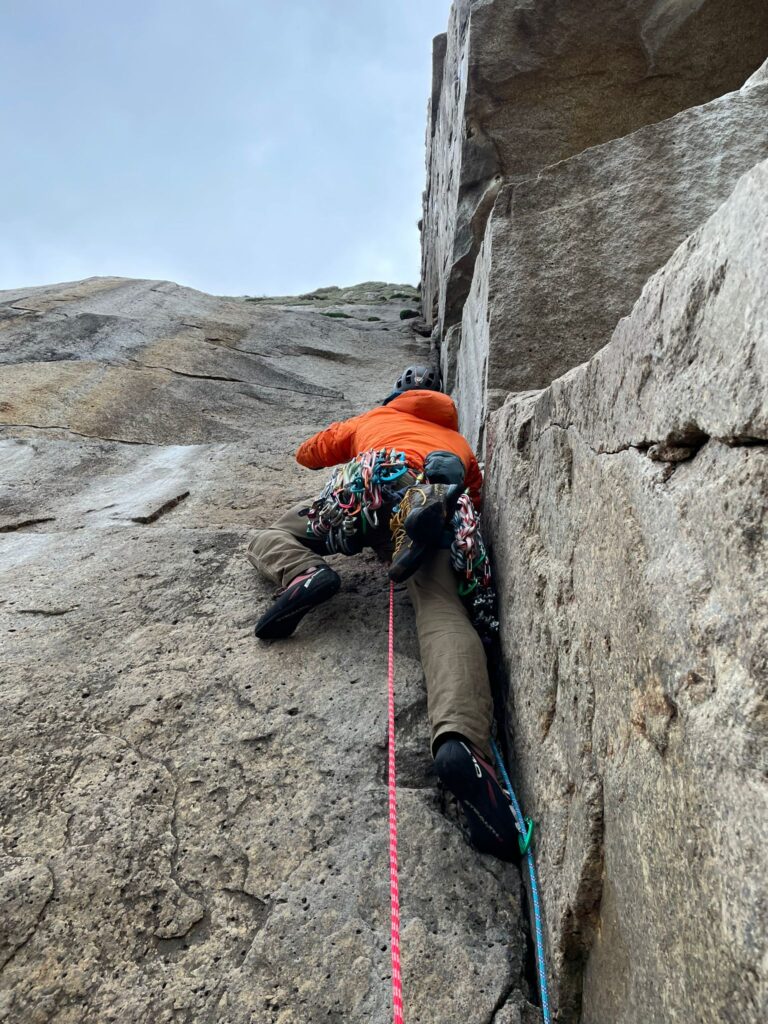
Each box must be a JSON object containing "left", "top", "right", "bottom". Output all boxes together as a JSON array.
[
  {"left": 0, "top": 863, "right": 55, "bottom": 971},
  {"left": 486, "top": 976, "right": 520, "bottom": 1024},
  {"left": 484, "top": 158, "right": 768, "bottom": 1023}
]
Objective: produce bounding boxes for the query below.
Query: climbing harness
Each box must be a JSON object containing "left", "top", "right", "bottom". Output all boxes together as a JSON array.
[
  {"left": 304, "top": 454, "right": 497, "bottom": 641},
  {"left": 387, "top": 581, "right": 405, "bottom": 1024},
  {"left": 490, "top": 738, "right": 552, "bottom": 1024},
  {"left": 450, "top": 494, "right": 499, "bottom": 643},
  {"left": 304, "top": 448, "right": 411, "bottom": 553}
]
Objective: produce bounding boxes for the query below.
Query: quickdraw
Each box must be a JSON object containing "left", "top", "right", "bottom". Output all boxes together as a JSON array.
[
  {"left": 450, "top": 493, "right": 491, "bottom": 586},
  {"left": 450, "top": 494, "right": 498, "bottom": 642},
  {"left": 304, "top": 448, "right": 411, "bottom": 554}
]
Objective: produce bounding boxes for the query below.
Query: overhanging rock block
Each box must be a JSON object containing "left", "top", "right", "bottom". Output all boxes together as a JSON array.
[
  {"left": 421, "top": 0, "right": 768, "bottom": 339},
  {"left": 484, "top": 159, "right": 768, "bottom": 1023},
  {"left": 456, "top": 61, "right": 768, "bottom": 451}
]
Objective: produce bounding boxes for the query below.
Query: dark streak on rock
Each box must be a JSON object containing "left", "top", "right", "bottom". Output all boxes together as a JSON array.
[
  {"left": 0, "top": 516, "right": 56, "bottom": 533},
  {"left": 130, "top": 359, "right": 343, "bottom": 399},
  {"left": 17, "top": 606, "right": 78, "bottom": 616},
  {"left": 0, "top": 423, "right": 161, "bottom": 446},
  {"left": 131, "top": 491, "right": 190, "bottom": 525}
]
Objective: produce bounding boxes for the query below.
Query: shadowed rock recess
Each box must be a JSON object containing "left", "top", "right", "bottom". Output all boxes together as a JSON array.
[
  {"left": 0, "top": 280, "right": 536, "bottom": 1022},
  {"left": 421, "top": 2, "right": 766, "bottom": 1021}
]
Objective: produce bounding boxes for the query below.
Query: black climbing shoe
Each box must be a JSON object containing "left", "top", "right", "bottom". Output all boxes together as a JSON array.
[
  {"left": 254, "top": 565, "right": 341, "bottom": 640},
  {"left": 404, "top": 482, "right": 461, "bottom": 545},
  {"left": 388, "top": 483, "right": 461, "bottom": 584},
  {"left": 434, "top": 737, "right": 520, "bottom": 862}
]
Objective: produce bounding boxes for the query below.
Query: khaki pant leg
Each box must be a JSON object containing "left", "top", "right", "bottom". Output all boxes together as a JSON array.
[
  {"left": 247, "top": 502, "right": 330, "bottom": 588},
  {"left": 406, "top": 549, "right": 493, "bottom": 759}
]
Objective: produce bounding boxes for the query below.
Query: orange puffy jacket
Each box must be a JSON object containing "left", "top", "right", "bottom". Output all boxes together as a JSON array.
[{"left": 295, "top": 390, "right": 483, "bottom": 508}]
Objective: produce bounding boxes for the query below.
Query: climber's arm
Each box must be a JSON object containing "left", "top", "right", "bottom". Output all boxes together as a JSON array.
[{"left": 295, "top": 415, "right": 361, "bottom": 469}]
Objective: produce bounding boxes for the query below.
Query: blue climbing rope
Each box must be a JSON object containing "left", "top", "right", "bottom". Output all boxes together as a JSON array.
[{"left": 490, "top": 738, "right": 552, "bottom": 1024}]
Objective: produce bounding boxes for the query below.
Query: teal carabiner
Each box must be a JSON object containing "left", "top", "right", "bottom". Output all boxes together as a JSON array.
[
  {"left": 379, "top": 465, "right": 408, "bottom": 483},
  {"left": 518, "top": 816, "right": 534, "bottom": 855}
]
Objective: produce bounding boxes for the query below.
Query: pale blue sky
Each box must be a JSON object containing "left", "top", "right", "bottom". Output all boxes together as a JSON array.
[{"left": 0, "top": 1, "right": 449, "bottom": 295}]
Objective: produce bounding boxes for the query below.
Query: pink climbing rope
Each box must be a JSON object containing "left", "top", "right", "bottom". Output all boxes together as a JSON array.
[{"left": 387, "top": 580, "right": 405, "bottom": 1024}]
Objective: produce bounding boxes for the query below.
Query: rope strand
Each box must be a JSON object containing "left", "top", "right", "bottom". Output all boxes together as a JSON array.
[
  {"left": 388, "top": 581, "right": 405, "bottom": 1024},
  {"left": 384, "top": 590, "right": 548, "bottom": 1024},
  {"left": 490, "top": 738, "right": 551, "bottom": 1024}
]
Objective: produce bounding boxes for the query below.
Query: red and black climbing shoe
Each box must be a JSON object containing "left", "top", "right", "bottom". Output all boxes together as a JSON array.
[
  {"left": 434, "top": 737, "right": 520, "bottom": 862},
  {"left": 254, "top": 565, "right": 341, "bottom": 640},
  {"left": 388, "top": 483, "right": 461, "bottom": 584}
]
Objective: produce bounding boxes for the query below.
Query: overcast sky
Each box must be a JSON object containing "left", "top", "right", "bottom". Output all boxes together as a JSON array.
[{"left": 1, "top": 1, "right": 449, "bottom": 296}]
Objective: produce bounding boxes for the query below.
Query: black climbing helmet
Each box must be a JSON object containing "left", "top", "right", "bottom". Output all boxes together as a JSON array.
[{"left": 394, "top": 365, "right": 441, "bottom": 393}]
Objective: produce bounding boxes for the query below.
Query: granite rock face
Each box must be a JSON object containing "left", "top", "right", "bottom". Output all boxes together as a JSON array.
[
  {"left": 484, "top": 161, "right": 768, "bottom": 1023},
  {"left": 454, "top": 61, "right": 768, "bottom": 449},
  {"left": 421, "top": 0, "right": 768, "bottom": 339},
  {"left": 0, "top": 279, "right": 535, "bottom": 1023}
]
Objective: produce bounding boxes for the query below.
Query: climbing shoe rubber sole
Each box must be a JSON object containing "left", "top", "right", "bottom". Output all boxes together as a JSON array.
[
  {"left": 387, "top": 538, "right": 428, "bottom": 584},
  {"left": 388, "top": 483, "right": 462, "bottom": 585},
  {"left": 404, "top": 483, "right": 462, "bottom": 545},
  {"left": 254, "top": 566, "right": 341, "bottom": 640},
  {"left": 434, "top": 737, "right": 520, "bottom": 862}
]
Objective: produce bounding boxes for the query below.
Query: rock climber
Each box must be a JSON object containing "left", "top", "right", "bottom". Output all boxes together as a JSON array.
[{"left": 248, "top": 365, "right": 519, "bottom": 861}]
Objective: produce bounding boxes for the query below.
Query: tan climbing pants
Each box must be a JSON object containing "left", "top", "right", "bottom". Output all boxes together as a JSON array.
[{"left": 247, "top": 502, "right": 493, "bottom": 758}]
